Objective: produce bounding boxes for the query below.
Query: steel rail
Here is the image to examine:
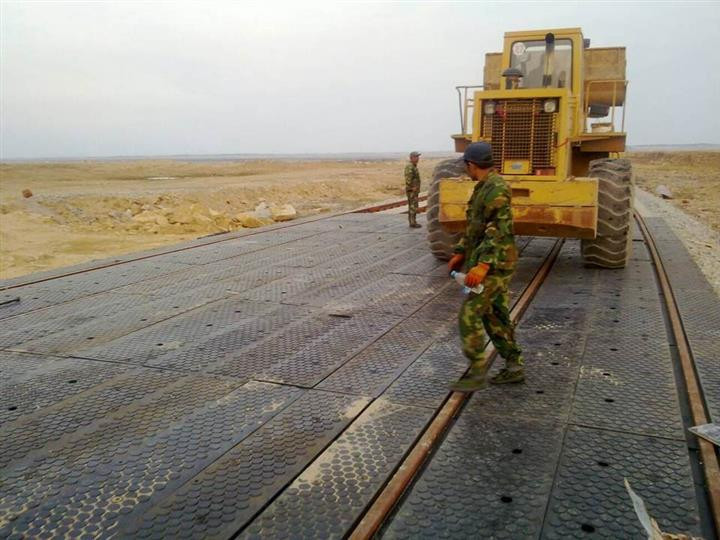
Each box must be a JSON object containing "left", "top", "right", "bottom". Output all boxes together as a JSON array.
[
  {"left": 348, "top": 239, "right": 564, "bottom": 540},
  {"left": 635, "top": 213, "right": 720, "bottom": 532},
  {"left": 354, "top": 195, "right": 428, "bottom": 214},
  {"left": 0, "top": 195, "right": 421, "bottom": 291}
]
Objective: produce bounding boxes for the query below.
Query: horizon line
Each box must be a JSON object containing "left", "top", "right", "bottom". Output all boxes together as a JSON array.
[{"left": 2, "top": 144, "right": 720, "bottom": 163}]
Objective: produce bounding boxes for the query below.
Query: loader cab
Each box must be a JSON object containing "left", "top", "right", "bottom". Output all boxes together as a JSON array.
[
  {"left": 508, "top": 37, "right": 573, "bottom": 89},
  {"left": 452, "top": 27, "right": 627, "bottom": 159},
  {"left": 441, "top": 27, "right": 633, "bottom": 268},
  {"left": 501, "top": 28, "right": 585, "bottom": 99}
]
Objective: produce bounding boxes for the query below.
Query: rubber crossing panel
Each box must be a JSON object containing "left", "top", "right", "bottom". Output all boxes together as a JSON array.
[
  {"left": 541, "top": 427, "right": 701, "bottom": 539},
  {"left": 243, "top": 398, "right": 434, "bottom": 540},
  {"left": 2, "top": 213, "right": 628, "bottom": 539},
  {"left": 644, "top": 217, "right": 720, "bottom": 421},
  {"left": 123, "top": 391, "right": 369, "bottom": 540},
  {"left": 382, "top": 417, "right": 564, "bottom": 539},
  {"left": 382, "top": 236, "right": 704, "bottom": 539}
]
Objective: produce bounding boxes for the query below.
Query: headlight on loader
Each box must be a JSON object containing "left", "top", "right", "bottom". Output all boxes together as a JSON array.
[
  {"left": 543, "top": 99, "right": 557, "bottom": 113},
  {"left": 484, "top": 101, "right": 496, "bottom": 115}
]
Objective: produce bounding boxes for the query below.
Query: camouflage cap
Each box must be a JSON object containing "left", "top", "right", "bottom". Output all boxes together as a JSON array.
[{"left": 409, "top": 151, "right": 422, "bottom": 158}]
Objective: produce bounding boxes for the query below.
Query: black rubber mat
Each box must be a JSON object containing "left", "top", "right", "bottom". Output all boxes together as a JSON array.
[
  {"left": 643, "top": 217, "right": 720, "bottom": 422},
  {"left": 382, "top": 417, "right": 564, "bottom": 539},
  {"left": 690, "top": 338, "right": 720, "bottom": 422},
  {"left": 7, "top": 212, "right": 701, "bottom": 539},
  {"left": 381, "top": 342, "right": 468, "bottom": 409},
  {"left": 317, "top": 318, "right": 454, "bottom": 397},
  {"left": 243, "top": 399, "right": 434, "bottom": 539},
  {"left": 122, "top": 390, "right": 369, "bottom": 540},
  {"left": 542, "top": 427, "right": 701, "bottom": 539},
  {"left": 572, "top": 335, "right": 684, "bottom": 439},
  {"left": 467, "top": 330, "right": 585, "bottom": 423},
  {"left": 382, "top": 235, "right": 705, "bottom": 539}
]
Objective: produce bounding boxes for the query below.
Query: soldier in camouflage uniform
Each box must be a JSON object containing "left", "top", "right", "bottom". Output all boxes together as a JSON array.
[
  {"left": 448, "top": 142, "right": 524, "bottom": 392},
  {"left": 404, "top": 151, "right": 422, "bottom": 228}
]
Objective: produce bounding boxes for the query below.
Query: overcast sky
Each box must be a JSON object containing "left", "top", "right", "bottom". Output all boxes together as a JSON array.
[{"left": 1, "top": 1, "right": 719, "bottom": 159}]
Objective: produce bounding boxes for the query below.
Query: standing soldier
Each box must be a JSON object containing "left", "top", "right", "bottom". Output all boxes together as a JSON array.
[
  {"left": 448, "top": 142, "right": 524, "bottom": 391},
  {"left": 404, "top": 151, "right": 422, "bottom": 228}
]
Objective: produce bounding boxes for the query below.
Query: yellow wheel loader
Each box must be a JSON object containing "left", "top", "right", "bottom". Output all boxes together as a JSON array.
[{"left": 427, "top": 28, "right": 633, "bottom": 268}]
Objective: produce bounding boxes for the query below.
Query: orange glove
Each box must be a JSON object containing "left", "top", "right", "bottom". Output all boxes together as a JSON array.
[
  {"left": 465, "top": 263, "right": 490, "bottom": 287},
  {"left": 448, "top": 253, "right": 465, "bottom": 272}
]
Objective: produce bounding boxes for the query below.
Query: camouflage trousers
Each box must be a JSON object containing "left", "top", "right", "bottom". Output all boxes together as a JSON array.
[
  {"left": 406, "top": 187, "right": 419, "bottom": 224},
  {"left": 458, "top": 272, "right": 523, "bottom": 375}
]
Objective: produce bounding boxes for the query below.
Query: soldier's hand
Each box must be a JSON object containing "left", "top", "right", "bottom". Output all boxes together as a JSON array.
[
  {"left": 465, "top": 263, "right": 490, "bottom": 287},
  {"left": 448, "top": 253, "right": 465, "bottom": 273}
]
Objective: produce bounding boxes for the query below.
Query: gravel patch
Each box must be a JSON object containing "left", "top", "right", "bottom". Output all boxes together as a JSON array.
[{"left": 636, "top": 188, "right": 720, "bottom": 296}]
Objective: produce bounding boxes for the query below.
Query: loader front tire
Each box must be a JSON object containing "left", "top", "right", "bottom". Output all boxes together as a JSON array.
[
  {"left": 581, "top": 158, "right": 634, "bottom": 268},
  {"left": 427, "top": 158, "right": 466, "bottom": 261}
]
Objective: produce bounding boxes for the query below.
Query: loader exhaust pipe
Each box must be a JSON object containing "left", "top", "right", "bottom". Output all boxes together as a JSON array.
[{"left": 542, "top": 32, "right": 555, "bottom": 87}]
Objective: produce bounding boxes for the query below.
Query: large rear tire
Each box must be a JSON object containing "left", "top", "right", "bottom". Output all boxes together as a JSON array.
[
  {"left": 581, "top": 158, "right": 634, "bottom": 268},
  {"left": 427, "top": 158, "right": 467, "bottom": 261}
]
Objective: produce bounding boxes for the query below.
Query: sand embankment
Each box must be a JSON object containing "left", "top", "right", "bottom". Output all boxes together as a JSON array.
[{"left": 0, "top": 158, "right": 443, "bottom": 279}]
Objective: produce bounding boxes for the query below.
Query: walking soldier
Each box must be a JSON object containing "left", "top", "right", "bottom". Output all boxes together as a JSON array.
[{"left": 448, "top": 142, "right": 524, "bottom": 391}]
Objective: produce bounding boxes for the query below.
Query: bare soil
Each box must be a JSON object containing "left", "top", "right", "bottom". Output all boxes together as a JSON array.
[
  {"left": 2, "top": 151, "right": 717, "bottom": 281},
  {"left": 629, "top": 151, "right": 720, "bottom": 232},
  {"left": 0, "top": 158, "right": 443, "bottom": 279}
]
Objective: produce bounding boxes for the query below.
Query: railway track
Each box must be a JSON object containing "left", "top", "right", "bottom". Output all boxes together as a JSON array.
[
  {"left": 349, "top": 239, "right": 563, "bottom": 539},
  {"left": 0, "top": 198, "right": 717, "bottom": 539},
  {"left": 346, "top": 211, "right": 719, "bottom": 539},
  {"left": 636, "top": 213, "right": 720, "bottom": 531}
]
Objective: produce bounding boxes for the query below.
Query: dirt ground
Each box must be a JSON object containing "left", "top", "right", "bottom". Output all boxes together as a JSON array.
[
  {"left": 1, "top": 151, "right": 717, "bottom": 281},
  {"left": 0, "top": 158, "right": 444, "bottom": 279},
  {"left": 630, "top": 151, "right": 720, "bottom": 232}
]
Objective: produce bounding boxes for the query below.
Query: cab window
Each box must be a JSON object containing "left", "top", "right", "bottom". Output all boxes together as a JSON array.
[{"left": 510, "top": 39, "right": 572, "bottom": 89}]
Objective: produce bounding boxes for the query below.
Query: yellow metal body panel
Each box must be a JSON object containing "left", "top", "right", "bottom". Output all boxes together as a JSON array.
[
  {"left": 483, "top": 52, "right": 502, "bottom": 89},
  {"left": 446, "top": 27, "right": 629, "bottom": 240},
  {"left": 584, "top": 47, "right": 627, "bottom": 105},
  {"left": 577, "top": 133, "right": 627, "bottom": 152},
  {"left": 438, "top": 178, "right": 598, "bottom": 239},
  {"left": 471, "top": 88, "right": 571, "bottom": 180},
  {"left": 466, "top": 28, "right": 628, "bottom": 171}
]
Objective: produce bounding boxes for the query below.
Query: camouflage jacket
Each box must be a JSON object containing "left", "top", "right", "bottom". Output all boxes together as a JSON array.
[
  {"left": 404, "top": 163, "right": 420, "bottom": 190},
  {"left": 453, "top": 170, "right": 518, "bottom": 272}
]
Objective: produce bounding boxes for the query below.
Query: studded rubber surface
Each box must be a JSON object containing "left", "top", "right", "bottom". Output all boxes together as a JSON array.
[
  {"left": 124, "top": 390, "right": 369, "bottom": 540},
  {"left": 383, "top": 236, "right": 705, "bottom": 539},
  {"left": 644, "top": 217, "right": 720, "bottom": 422},
  {"left": 243, "top": 399, "right": 434, "bottom": 539},
  {"left": 572, "top": 335, "right": 684, "bottom": 439},
  {"left": 3, "top": 211, "right": 705, "bottom": 539},
  {"left": 542, "top": 427, "right": 701, "bottom": 538},
  {"left": 383, "top": 418, "right": 565, "bottom": 539},
  {"left": 0, "top": 214, "right": 556, "bottom": 539}
]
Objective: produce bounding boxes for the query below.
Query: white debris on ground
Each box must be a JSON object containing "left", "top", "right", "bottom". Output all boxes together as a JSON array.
[
  {"left": 270, "top": 203, "right": 298, "bottom": 222},
  {"left": 235, "top": 202, "right": 297, "bottom": 228},
  {"left": 635, "top": 188, "right": 720, "bottom": 297}
]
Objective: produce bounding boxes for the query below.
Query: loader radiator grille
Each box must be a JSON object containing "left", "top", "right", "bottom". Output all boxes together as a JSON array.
[{"left": 481, "top": 99, "right": 557, "bottom": 172}]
